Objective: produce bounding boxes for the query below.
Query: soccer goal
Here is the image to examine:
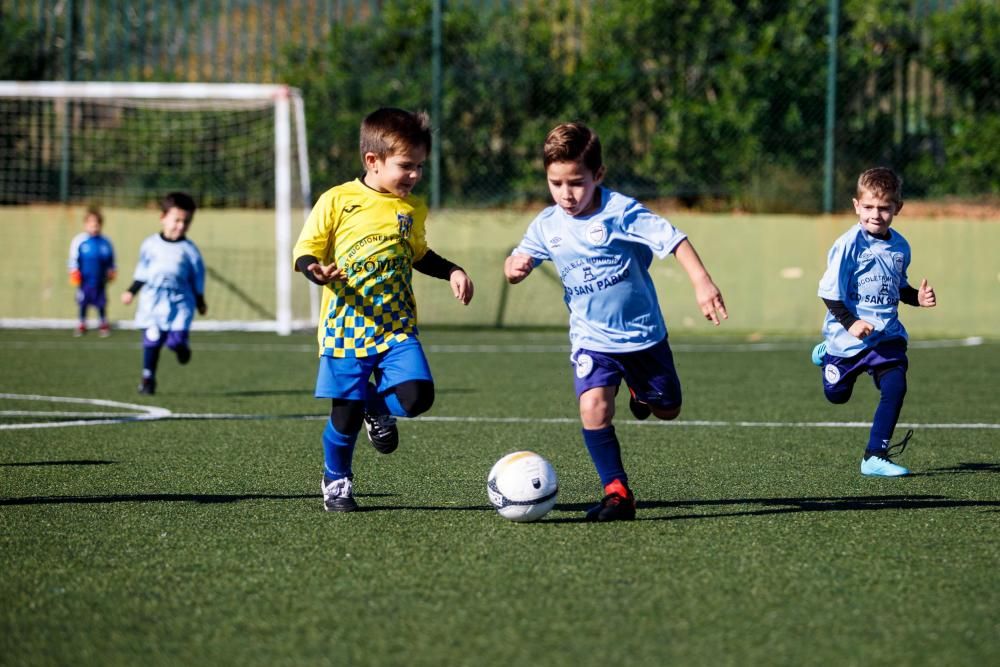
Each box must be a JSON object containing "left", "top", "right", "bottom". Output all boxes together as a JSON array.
[{"left": 0, "top": 81, "right": 314, "bottom": 335}]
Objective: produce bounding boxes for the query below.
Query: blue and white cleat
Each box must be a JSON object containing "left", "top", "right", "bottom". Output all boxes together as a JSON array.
[
  {"left": 860, "top": 455, "right": 910, "bottom": 477},
  {"left": 811, "top": 342, "right": 827, "bottom": 366}
]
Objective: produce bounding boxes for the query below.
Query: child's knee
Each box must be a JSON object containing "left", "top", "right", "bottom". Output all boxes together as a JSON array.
[
  {"left": 824, "top": 387, "right": 853, "bottom": 404},
  {"left": 393, "top": 380, "right": 435, "bottom": 417}
]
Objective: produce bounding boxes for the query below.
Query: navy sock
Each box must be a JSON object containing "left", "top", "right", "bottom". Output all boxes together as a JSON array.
[
  {"left": 866, "top": 366, "right": 907, "bottom": 455},
  {"left": 582, "top": 426, "right": 627, "bottom": 487},
  {"left": 142, "top": 346, "right": 161, "bottom": 378},
  {"left": 322, "top": 418, "right": 357, "bottom": 480}
]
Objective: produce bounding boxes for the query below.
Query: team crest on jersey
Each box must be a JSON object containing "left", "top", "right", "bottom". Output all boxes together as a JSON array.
[
  {"left": 586, "top": 222, "right": 607, "bottom": 246},
  {"left": 824, "top": 363, "right": 841, "bottom": 385},
  {"left": 397, "top": 212, "right": 414, "bottom": 238}
]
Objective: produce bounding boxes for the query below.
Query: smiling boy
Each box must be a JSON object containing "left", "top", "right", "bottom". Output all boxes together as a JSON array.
[
  {"left": 504, "top": 122, "right": 727, "bottom": 521},
  {"left": 813, "top": 167, "right": 937, "bottom": 476},
  {"left": 293, "top": 107, "right": 473, "bottom": 512}
]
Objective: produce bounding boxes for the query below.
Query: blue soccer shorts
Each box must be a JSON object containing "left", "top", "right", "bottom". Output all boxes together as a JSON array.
[
  {"left": 820, "top": 338, "right": 908, "bottom": 400},
  {"left": 314, "top": 336, "right": 433, "bottom": 400},
  {"left": 570, "top": 337, "right": 682, "bottom": 409}
]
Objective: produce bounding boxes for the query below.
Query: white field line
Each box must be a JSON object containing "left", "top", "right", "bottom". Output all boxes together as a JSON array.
[
  {"left": 2, "top": 393, "right": 997, "bottom": 432},
  {"left": 0, "top": 336, "right": 987, "bottom": 355}
]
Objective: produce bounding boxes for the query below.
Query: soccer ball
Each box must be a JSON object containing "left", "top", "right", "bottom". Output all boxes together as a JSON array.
[{"left": 487, "top": 451, "right": 559, "bottom": 522}]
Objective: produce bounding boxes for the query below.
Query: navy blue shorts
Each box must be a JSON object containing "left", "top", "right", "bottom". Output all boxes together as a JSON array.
[
  {"left": 142, "top": 327, "right": 190, "bottom": 351},
  {"left": 820, "top": 338, "right": 908, "bottom": 395},
  {"left": 76, "top": 284, "right": 107, "bottom": 309},
  {"left": 570, "top": 337, "right": 682, "bottom": 409}
]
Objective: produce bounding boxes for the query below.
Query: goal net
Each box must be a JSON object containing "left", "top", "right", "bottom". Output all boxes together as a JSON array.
[{"left": 0, "top": 81, "right": 314, "bottom": 335}]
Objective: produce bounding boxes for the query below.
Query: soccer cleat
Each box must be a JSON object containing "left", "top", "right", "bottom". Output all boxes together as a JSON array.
[
  {"left": 861, "top": 429, "right": 913, "bottom": 477},
  {"left": 861, "top": 455, "right": 910, "bottom": 477},
  {"left": 321, "top": 476, "right": 358, "bottom": 512},
  {"left": 627, "top": 387, "right": 651, "bottom": 421},
  {"left": 98, "top": 323, "right": 111, "bottom": 338},
  {"left": 364, "top": 413, "right": 399, "bottom": 454},
  {"left": 137, "top": 377, "right": 157, "bottom": 395},
  {"left": 585, "top": 479, "right": 637, "bottom": 522},
  {"left": 176, "top": 346, "right": 192, "bottom": 365},
  {"left": 74, "top": 324, "right": 87, "bottom": 337},
  {"left": 811, "top": 342, "right": 827, "bottom": 366}
]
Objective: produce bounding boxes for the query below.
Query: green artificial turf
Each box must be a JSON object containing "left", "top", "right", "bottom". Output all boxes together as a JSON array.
[{"left": 1, "top": 328, "right": 998, "bottom": 666}]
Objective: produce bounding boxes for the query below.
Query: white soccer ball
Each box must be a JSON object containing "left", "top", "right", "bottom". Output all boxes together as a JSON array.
[{"left": 487, "top": 451, "right": 559, "bottom": 522}]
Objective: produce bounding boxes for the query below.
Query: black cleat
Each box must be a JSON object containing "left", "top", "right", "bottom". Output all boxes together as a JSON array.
[
  {"left": 322, "top": 476, "right": 358, "bottom": 512},
  {"left": 176, "top": 346, "right": 192, "bottom": 365},
  {"left": 585, "top": 479, "right": 637, "bottom": 522},
  {"left": 627, "top": 387, "right": 651, "bottom": 421},
  {"left": 364, "top": 413, "right": 399, "bottom": 454},
  {"left": 137, "top": 377, "right": 157, "bottom": 395}
]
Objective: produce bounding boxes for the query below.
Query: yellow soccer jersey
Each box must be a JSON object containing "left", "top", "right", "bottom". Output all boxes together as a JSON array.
[{"left": 293, "top": 179, "right": 429, "bottom": 358}]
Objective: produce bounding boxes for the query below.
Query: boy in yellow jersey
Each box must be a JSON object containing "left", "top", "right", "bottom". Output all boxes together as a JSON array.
[{"left": 293, "top": 108, "right": 474, "bottom": 512}]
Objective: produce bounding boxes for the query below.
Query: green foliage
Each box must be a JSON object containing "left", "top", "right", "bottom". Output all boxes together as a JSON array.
[{"left": 0, "top": 16, "right": 51, "bottom": 80}]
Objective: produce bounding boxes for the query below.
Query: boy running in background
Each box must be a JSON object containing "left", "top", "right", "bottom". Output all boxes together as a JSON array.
[
  {"left": 504, "top": 122, "right": 727, "bottom": 522},
  {"left": 813, "top": 167, "right": 936, "bottom": 477},
  {"left": 68, "top": 207, "right": 116, "bottom": 337},
  {"left": 294, "top": 107, "right": 473, "bottom": 512},
  {"left": 121, "top": 192, "right": 207, "bottom": 395}
]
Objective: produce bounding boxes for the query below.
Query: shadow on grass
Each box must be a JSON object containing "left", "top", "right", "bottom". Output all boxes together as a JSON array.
[
  {"left": 910, "top": 462, "right": 1000, "bottom": 476},
  {"left": 0, "top": 460, "right": 116, "bottom": 467},
  {"left": 1, "top": 492, "right": 319, "bottom": 506},
  {"left": 549, "top": 494, "right": 1000, "bottom": 523}
]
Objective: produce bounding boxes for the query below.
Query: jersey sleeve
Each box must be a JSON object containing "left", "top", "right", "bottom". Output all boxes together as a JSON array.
[
  {"left": 293, "top": 191, "right": 338, "bottom": 269},
  {"left": 409, "top": 200, "right": 430, "bottom": 262},
  {"left": 511, "top": 216, "right": 549, "bottom": 265},
  {"left": 67, "top": 233, "right": 85, "bottom": 271},
  {"left": 818, "top": 237, "right": 849, "bottom": 300},
  {"left": 620, "top": 201, "right": 687, "bottom": 259},
  {"left": 190, "top": 244, "right": 206, "bottom": 296},
  {"left": 132, "top": 237, "right": 153, "bottom": 283}
]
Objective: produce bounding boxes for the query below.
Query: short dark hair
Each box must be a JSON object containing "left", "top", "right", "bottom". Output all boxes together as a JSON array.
[
  {"left": 857, "top": 167, "right": 903, "bottom": 204},
  {"left": 359, "top": 108, "right": 432, "bottom": 168},
  {"left": 84, "top": 207, "right": 103, "bottom": 225},
  {"left": 543, "top": 122, "right": 603, "bottom": 174},
  {"left": 161, "top": 191, "right": 197, "bottom": 215}
]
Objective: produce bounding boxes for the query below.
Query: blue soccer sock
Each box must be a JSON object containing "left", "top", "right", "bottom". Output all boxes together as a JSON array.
[
  {"left": 866, "top": 366, "right": 907, "bottom": 455},
  {"left": 142, "top": 346, "right": 161, "bottom": 379},
  {"left": 322, "top": 418, "right": 357, "bottom": 480},
  {"left": 582, "top": 426, "right": 627, "bottom": 487}
]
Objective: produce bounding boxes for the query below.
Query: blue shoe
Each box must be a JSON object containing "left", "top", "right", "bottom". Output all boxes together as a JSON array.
[
  {"left": 860, "top": 455, "right": 910, "bottom": 477},
  {"left": 811, "top": 342, "right": 827, "bottom": 366}
]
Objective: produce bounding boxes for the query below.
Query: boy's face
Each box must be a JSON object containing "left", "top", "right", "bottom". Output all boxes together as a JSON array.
[
  {"left": 546, "top": 160, "right": 605, "bottom": 218},
  {"left": 853, "top": 189, "right": 903, "bottom": 236},
  {"left": 160, "top": 206, "right": 194, "bottom": 241},
  {"left": 364, "top": 145, "right": 427, "bottom": 199},
  {"left": 83, "top": 214, "right": 102, "bottom": 237}
]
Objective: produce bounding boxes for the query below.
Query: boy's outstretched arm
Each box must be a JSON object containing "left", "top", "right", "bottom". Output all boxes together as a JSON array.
[
  {"left": 504, "top": 253, "right": 535, "bottom": 285},
  {"left": 673, "top": 239, "right": 728, "bottom": 326},
  {"left": 414, "top": 249, "right": 474, "bottom": 305}
]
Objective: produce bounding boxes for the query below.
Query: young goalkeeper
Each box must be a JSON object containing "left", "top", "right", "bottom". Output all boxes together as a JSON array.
[
  {"left": 121, "top": 192, "right": 207, "bottom": 395},
  {"left": 294, "top": 107, "right": 474, "bottom": 512},
  {"left": 68, "top": 207, "right": 116, "bottom": 337}
]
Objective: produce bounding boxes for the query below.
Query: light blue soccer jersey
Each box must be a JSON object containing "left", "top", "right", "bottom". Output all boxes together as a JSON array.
[
  {"left": 512, "top": 187, "right": 687, "bottom": 352},
  {"left": 131, "top": 234, "right": 206, "bottom": 332},
  {"left": 818, "top": 223, "right": 911, "bottom": 357}
]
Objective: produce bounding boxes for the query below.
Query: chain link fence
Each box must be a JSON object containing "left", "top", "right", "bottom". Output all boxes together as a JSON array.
[{"left": 2, "top": 0, "right": 997, "bottom": 212}]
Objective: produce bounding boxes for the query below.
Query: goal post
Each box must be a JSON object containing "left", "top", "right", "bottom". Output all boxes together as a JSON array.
[{"left": 0, "top": 81, "right": 315, "bottom": 335}]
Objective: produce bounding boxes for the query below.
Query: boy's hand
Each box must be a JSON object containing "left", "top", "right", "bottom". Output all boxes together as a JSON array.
[
  {"left": 450, "top": 269, "right": 474, "bottom": 305},
  {"left": 306, "top": 262, "right": 344, "bottom": 285},
  {"left": 848, "top": 319, "right": 875, "bottom": 339},
  {"left": 918, "top": 278, "right": 936, "bottom": 308},
  {"left": 197, "top": 302, "right": 208, "bottom": 315},
  {"left": 121, "top": 292, "right": 134, "bottom": 306},
  {"left": 504, "top": 254, "right": 534, "bottom": 284},
  {"left": 69, "top": 269, "right": 82, "bottom": 287},
  {"left": 106, "top": 269, "right": 117, "bottom": 283},
  {"left": 693, "top": 276, "right": 728, "bottom": 326}
]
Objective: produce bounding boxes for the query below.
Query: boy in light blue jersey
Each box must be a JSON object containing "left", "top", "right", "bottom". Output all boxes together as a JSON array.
[
  {"left": 813, "top": 167, "right": 937, "bottom": 477},
  {"left": 68, "top": 207, "right": 116, "bottom": 337},
  {"left": 121, "top": 192, "right": 207, "bottom": 396},
  {"left": 504, "top": 122, "right": 727, "bottom": 522}
]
